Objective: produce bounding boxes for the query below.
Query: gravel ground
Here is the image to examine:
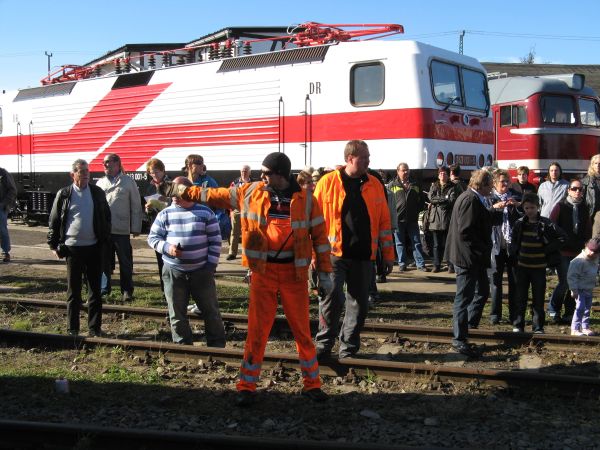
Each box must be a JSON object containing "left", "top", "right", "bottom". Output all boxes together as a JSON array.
[{"left": 2, "top": 225, "right": 600, "bottom": 448}]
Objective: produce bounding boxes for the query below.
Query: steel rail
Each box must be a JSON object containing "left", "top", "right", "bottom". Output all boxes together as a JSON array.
[
  {"left": 1, "top": 328, "right": 600, "bottom": 396},
  {"left": 2, "top": 297, "right": 600, "bottom": 349},
  {"left": 0, "top": 419, "right": 405, "bottom": 450}
]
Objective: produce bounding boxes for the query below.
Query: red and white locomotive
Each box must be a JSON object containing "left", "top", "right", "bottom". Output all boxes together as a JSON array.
[
  {"left": 489, "top": 73, "right": 600, "bottom": 182},
  {"left": 0, "top": 23, "right": 493, "bottom": 221}
]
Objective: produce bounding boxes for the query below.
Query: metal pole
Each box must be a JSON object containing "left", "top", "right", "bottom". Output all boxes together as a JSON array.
[
  {"left": 44, "top": 51, "right": 53, "bottom": 76},
  {"left": 459, "top": 30, "right": 465, "bottom": 55}
]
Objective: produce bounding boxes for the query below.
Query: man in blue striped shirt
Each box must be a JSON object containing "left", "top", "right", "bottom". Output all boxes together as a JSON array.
[{"left": 147, "top": 177, "right": 225, "bottom": 346}]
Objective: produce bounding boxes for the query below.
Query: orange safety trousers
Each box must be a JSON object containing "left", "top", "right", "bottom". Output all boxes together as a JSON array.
[{"left": 237, "top": 262, "right": 321, "bottom": 392}]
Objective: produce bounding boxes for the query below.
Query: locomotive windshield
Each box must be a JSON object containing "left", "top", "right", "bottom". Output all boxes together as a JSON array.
[
  {"left": 579, "top": 98, "right": 600, "bottom": 127},
  {"left": 541, "top": 95, "right": 600, "bottom": 127},
  {"left": 430, "top": 60, "right": 488, "bottom": 112},
  {"left": 541, "top": 95, "right": 576, "bottom": 125}
]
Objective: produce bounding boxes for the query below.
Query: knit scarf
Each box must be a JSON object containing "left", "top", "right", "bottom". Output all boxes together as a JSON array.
[
  {"left": 566, "top": 195, "right": 583, "bottom": 234},
  {"left": 495, "top": 189, "right": 512, "bottom": 244}
]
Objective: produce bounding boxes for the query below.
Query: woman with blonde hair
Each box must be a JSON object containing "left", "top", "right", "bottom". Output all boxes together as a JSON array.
[{"left": 582, "top": 154, "right": 600, "bottom": 236}]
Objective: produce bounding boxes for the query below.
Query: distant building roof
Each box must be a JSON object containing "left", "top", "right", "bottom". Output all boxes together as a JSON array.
[
  {"left": 83, "top": 43, "right": 185, "bottom": 67},
  {"left": 482, "top": 63, "right": 600, "bottom": 97},
  {"left": 186, "top": 26, "right": 293, "bottom": 47}
]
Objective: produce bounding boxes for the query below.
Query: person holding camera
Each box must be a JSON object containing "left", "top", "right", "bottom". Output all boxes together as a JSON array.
[{"left": 47, "top": 159, "right": 111, "bottom": 337}]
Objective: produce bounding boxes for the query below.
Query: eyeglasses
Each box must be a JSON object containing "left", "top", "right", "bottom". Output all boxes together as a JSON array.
[
  {"left": 261, "top": 170, "right": 273, "bottom": 177},
  {"left": 103, "top": 159, "right": 118, "bottom": 166},
  {"left": 570, "top": 187, "right": 583, "bottom": 192}
]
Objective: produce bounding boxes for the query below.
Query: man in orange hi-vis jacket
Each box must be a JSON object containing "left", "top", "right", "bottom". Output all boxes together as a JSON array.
[
  {"left": 160, "top": 152, "right": 333, "bottom": 407},
  {"left": 314, "top": 140, "right": 395, "bottom": 359}
]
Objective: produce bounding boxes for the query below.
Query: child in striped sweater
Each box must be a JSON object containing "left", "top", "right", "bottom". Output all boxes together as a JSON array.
[{"left": 509, "top": 193, "right": 566, "bottom": 333}]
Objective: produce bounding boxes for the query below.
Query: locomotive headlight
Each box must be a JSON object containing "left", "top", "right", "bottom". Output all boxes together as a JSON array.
[
  {"left": 446, "top": 152, "right": 454, "bottom": 166},
  {"left": 436, "top": 152, "right": 444, "bottom": 167}
]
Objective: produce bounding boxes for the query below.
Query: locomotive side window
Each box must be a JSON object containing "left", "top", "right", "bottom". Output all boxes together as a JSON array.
[
  {"left": 500, "top": 106, "right": 512, "bottom": 126},
  {"left": 500, "top": 105, "right": 527, "bottom": 127},
  {"left": 515, "top": 106, "right": 527, "bottom": 125},
  {"left": 541, "top": 95, "right": 576, "bottom": 125},
  {"left": 462, "top": 68, "right": 487, "bottom": 111},
  {"left": 579, "top": 98, "right": 600, "bottom": 127},
  {"left": 350, "top": 63, "right": 384, "bottom": 106},
  {"left": 431, "top": 61, "right": 462, "bottom": 106}
]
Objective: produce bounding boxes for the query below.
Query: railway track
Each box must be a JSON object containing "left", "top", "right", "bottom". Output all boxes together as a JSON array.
[
  {"left": 2, "top": 327, "right": 600, "bottom": 397},
  {"left": 0, "top": 419, "right": 402, "bottom": 450},
  {"left": 2, "top": 296, "right": 600, "bottom": 349}
]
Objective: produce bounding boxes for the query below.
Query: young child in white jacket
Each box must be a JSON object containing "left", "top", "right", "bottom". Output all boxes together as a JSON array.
[{"left": 567, "top": 238, "right": 600, "bottom": 336}]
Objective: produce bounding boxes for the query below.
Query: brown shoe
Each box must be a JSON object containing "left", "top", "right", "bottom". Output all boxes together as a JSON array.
[{"left": 2, "top": 253, "right": 10, "bottom": 263}]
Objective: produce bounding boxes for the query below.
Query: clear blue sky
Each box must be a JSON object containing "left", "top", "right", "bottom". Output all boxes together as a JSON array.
[{"left": 1, "top": 0, "right": 599, "bottom": 91}]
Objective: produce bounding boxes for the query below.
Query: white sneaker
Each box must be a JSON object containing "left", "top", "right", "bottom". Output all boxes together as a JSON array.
[
  {"left": 512, "top": 327, "right": 522, "bottom": 333},
  {"left": 571, "top": 329, "right": 584, "bottom": 336},
  {"left": 581, "top": 329, "right": 597, "bottom": 336},
  {"left": 187, "top": 304, "right": 200, "bottom": 314}
]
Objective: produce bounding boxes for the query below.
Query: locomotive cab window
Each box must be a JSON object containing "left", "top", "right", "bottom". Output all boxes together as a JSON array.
[
  {"left": 431, "top": 60, "right": 489, "bottom": 112},
  {"left": 579, "top": 98, "right": 600, "bottom": 127},
  {"left": 462, "top": 68, "right": 487, "bottom": 111},
  {"left": 431, "top": 61, "right": 462, "bottom": 106},
  {"left": 350, "top": 63, "right": 384, "bottom": 106},
  {"left": 541, "top": 95, "right": 576, "bottom": 125}
]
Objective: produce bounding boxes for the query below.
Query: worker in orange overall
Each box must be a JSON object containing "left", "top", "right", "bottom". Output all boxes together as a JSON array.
[{"left": 160, "top": 152, "right": 333, "bottom": 407}]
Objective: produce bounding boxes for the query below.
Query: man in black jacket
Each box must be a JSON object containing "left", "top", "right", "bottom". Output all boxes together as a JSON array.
[
  {"left": 387, "top": 163, "right": 429, "bottom": 272},
  {"left": 48, "top": 159, "right": 111, "bottom": 336},
  {"left": 446, "top": 169, "right": 493, "bottom": 357}
]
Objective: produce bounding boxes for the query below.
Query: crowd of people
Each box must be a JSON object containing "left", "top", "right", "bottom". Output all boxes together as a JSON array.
[{"left": 1, "top": 141, "right": 597, "bottom": 406}]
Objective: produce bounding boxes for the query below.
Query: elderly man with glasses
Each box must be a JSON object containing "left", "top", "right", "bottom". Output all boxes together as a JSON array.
[
  {"left": 446, "top": 169, "right": 494, "bottom": 357},
  {"left": 96, "top": 153, "right": 143, "bottom": 301}
]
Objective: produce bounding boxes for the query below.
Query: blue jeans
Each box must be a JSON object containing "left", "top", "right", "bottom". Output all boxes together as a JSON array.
[
  {"left": 101, "top": 234, "right": 134, "bottom": 295},
  {"left": 394, "top": 222, "right": 425, "bottom": 268},
  {"left": 0, "top": 208, "right": 10, "bottom": 255},
  {"left": 162, "top": 264, "right": 225, "bottom": 346},
  {"left": 548, "top": 255, "right": 576, "bottom": 319},
  {"left": 452, "top": 265, "right": 490, "bottom": 345},
  {"left": 572, "top": 290, "right": 593, "bottom": 332}
]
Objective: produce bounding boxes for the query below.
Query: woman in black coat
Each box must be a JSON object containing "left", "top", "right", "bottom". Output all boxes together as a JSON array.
[{"left": 427, "top": 166, "right": 459, "bottom": 272}]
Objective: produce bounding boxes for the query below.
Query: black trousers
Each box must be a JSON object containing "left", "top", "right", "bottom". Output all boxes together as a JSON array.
[
  {"left": 514, "top": 266, "right": 546, "bottom": 332},
  {"left": 66, "top": 244, "right": 103, "bottom": 333}
]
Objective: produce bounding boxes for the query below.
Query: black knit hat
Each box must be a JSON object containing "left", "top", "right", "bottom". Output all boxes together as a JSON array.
[{"left": 262, "top": 152, "right": 291, "bottom": 177}]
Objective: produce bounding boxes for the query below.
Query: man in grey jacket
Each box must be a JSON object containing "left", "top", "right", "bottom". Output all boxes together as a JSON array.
[
  {"left": 0, "top": 167, "right": 17, "bottom": 262},
  {"left": 96, "top": 153, "right": 143, "bottom": 301}
]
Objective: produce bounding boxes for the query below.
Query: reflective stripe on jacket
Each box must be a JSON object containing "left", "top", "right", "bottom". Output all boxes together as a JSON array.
[
  {"left": 182, "top": 181, "right": 332, "bottom": 279},
  {"left": 314, "top": 169, "right": 394, "bottom": 261}
]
